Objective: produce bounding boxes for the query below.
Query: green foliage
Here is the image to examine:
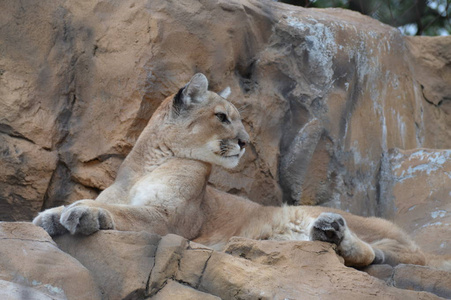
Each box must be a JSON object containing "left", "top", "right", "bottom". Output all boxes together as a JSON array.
[{"left": 281, "top": 0, "right": 451, "bottom": 36}]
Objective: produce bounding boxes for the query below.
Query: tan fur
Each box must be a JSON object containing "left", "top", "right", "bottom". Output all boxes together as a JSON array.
[{"left": 34, "top": 74, "right": 449, "bottom": 270}]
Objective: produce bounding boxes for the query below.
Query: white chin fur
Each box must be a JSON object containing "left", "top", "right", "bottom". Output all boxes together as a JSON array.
[
  {"left": 218, "top": 155, "right": 240, "bottom": 169},
  {"left": 190, "top": 142, "right": 245, "bottom": 169},
  {"left": 219, "top": 148, "right": 245, "bottom": 169}
]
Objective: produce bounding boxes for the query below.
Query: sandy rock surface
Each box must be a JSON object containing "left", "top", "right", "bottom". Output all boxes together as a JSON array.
[
  {"left": 1, "top": 0, "right": 451, "bottom": 298},
  {"left": 1, "top": 0, "right": 450, "bottom": 220},
  {"left": 3, "top": 223, "right": 447, "bottom": 299},
  {"left": 0, "top": 222, "right": 102, "bottom": 300},
  {"left": 54, "top": 230, "right": 160, "bottom": 299},
  {"left": 385, "top": 149, "right": 451, "bottom": 255}
]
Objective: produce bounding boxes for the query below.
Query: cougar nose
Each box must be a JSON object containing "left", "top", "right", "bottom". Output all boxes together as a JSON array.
[{"left": 238, "top": 139, "right": 246, "bottom": 149}]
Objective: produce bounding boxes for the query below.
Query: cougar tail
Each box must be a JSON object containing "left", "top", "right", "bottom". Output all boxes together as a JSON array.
[{"left": 425, "top": 253, "right": 451, "bottom": 272}]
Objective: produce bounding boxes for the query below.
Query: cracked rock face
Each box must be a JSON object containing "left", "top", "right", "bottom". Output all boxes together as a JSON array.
[
  {"left": 0, "top": 135, "right": 58, "bottom": 221},
  {"left": 1, "top": 0, "right": 451, "bottom": 298},
  {"left": 1, "top": 0, "right": 451, "bottom": 223},
  {"left": 0, "top": 222, "right": 102, "bottom": 300},
  {"left": 1, "top": 224, "right": 446, "bottom": 300},
  {"left": 385, "top": 148, "right": 451, "bottom": 256},
  {"left": 54, "top": 231, "right": 160, "bottom": 299}
]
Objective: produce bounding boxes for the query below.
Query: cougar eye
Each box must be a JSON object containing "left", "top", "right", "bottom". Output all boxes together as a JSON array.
[{"left": 215, "top": 113, "right": 230, "bottom": 124}]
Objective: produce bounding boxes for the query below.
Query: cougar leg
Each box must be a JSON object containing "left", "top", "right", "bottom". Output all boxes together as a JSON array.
[{"left": 310, "top": 212, "right": 376, "bottom": 267}]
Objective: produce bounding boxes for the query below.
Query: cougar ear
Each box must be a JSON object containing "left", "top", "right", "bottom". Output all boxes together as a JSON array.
[
  {"left": 173, "top": 73, "right": 208, "bottom": 115},
  {"left": 218, "top": 86, "right": 231, "bottom": 99},
  {"left": 183, "top": 73, "right": 208, "bottom": 104}
]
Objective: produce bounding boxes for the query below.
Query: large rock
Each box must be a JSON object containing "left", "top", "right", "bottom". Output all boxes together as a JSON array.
[
  {"left": 0, "top": 134, "right": 58, "bottom": 221},
  {"left": 1, "top": 1, "right": 451, "bottom": 298},
  {"left": 0, "top": 280, "right": 57, "bottom": 300},
  {"left": 217, "top": 237, "right": 442, "bottom": 300},
  {"left": 383, "top": 148, "right": 451, "bottom": 256},
  {"left": 392, "top": 264, "right": 451, "bottom": 299},
  {"left": 95, "top": 233, "right": 449, "bottom": 299},
  {"left": 0, "top": 222, "right": 101, "bottom": 299},
  {"left": 363, "top": 264, "right": 451, "bottom": 299},
  {"left": 406, "top": 36, "right": 451, "bottom": 148},
  {"left": 2, "top": 0, "right": 451, "bottom": 221},
  {"left": 1, "top": 223, "right": 449, "bottom": 299},
  {"left": 150, "top": 280, "right": 220, "bottom": 300},
  {"left": 55, "top": 230, "right": 161, "bottom": 299}
]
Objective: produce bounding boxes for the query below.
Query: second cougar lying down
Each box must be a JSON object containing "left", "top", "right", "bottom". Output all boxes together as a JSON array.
[{"left": 34, "top": 74, "right": 449, "bottom": 269}]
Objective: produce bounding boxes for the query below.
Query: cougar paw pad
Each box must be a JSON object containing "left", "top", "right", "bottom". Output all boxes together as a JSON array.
[{"left": 311, "top": 212, "right": 346, "bottom": 246}]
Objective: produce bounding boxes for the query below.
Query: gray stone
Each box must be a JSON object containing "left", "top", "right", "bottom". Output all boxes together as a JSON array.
[
  {"left": 362, "top": 264, "right": 394, "bottom": 283},
  {"left": 393, "top": 264, "right": 451, "bottom": 299},
  {"left": 0, "top": 280, "right": 55, "bottom": 300}
]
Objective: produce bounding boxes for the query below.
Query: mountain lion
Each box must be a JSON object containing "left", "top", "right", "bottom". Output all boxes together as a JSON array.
[{"left": 34, "top": 73, "right": 449, "bottom": 269}]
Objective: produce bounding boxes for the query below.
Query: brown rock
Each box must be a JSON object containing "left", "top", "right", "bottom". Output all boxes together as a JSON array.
[
  {"left": 148, "top": 235, "right": 215, "bottom": 296},
  {"left": 406, "top": 36, "right": 451, "bottom": 148},
  {"left": 0, "top": 134, "right": 57, "bottom": 221},
  {"left": 393, "top": 264, "right": 451, "bottom": 299},
  {"left": 1, "top": 0, "right": 451, "bottom": 298},
  {"left": 385, "top": 148, "right": 451, "bottom": 256},
  {"left": 3, "top": 225, "right": 446, "bottom": 299},
  {"left": 362, "top": 264, "right": 395, "bottom": 283},
  {"left": 0, "top": 222, "right": 101, "bottom": 299},
  {"left": 198, "top": 237, "right": 441, "bottom": 299},
  {"left": 148, "top": 234, "right": 189, "bottom": 295},
  {"left": 2, "top": 0, "right": 451, "bottom": 220},
  {"left": 54, "top": 230, "right": 161, "bottom": 300},
  {"left": 175, "top": 243, "right": 213, "bottom": 287},
  {"left": 150, "top": 280, "right": 220, "bottom": 300}
]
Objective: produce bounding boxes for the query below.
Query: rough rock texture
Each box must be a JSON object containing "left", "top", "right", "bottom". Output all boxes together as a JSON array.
[
  {"left": 405, "top": 36, "right": 451, "bottom": 148},
  {"left": 364, "top": 264, "right": 451, "bottom": 299},
  {"left": 3, "top": 223, "right": 447, "bottom": 300},
  {"left": 0, "top": 222, "right": 102, "bottom": 300},
  {"left": 0, "top": 280, "right": 56, "bottom": 300},
  {"left": 392, "top": 264, "right": 451, "bottom": 299},
  {"left": 384, "top": 149, "right": 451, "bottom": 256},
  {"left": 54, "top": 230, "right": 161, "bottom": 299},
  {"left": 2, "top": 0, "right": 451, "bottom": 222},
  {"left": 1, "top": 0, "right": 451, "bottom": 298},
  {"left": 150, "top": 280, "right": 220, "bottom": 300},
  {"left": 0, "top": 134, "right": 58, "bottom": 221}
]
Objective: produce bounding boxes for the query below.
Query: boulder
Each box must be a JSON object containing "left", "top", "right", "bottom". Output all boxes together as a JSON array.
[
  {"left": 406, "top": 36, "right": 451, "bottom": 148},
  {"left": 0, "top": 222, "right": 101, "bottom": 299},
  {"left": 1, "top": 0, "right": 451, "bottom": 220},
  {"left": 150, "top": 280, "right": 220, "bottom": 300},
  {"left": 392, "top": 264, "right": 451, "bottom": 299},
  {"left": 362, "top": 264, "right": 395, "bottom": 283},
  {"left": 384, "top": 148, "right": 451, "bottom": 256},
  {"left": 217, "top": 237, "right": 442, "bottom": 300},
  {"left": 1, "top": 223, "right": 449, "bottom": 299},
  {"left": 1, "top": 0, "right": 451, "bottom": 298},
  {"left": 0, "top": 280, "right": 56, "bottom": 300},
  {"left": 0, "top": 134, "right": 57, "bottom": 221},
  {"left": 362, "top": 263, "right": 451, "bottom": 299},
  {"left": 54, "top": 230, "right": 161, "bottom": 299}
]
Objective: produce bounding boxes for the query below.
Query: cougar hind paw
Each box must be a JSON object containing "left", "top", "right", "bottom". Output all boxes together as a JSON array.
[{"left": 310, "top": 212, "right": 346, "bottom": 246}]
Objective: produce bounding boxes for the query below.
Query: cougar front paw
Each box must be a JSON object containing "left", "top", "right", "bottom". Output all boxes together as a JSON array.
[
  {"left": 33, "top": 206, "right": 68, "bottom": 236},
  {"left": 60, "top": 205, "right": 115, "bottom": 235},
  {"left": 310, "top": 212, "right": 346, "bottom": 246}
]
